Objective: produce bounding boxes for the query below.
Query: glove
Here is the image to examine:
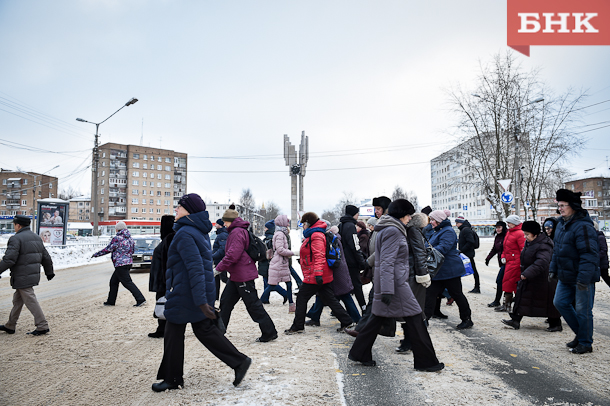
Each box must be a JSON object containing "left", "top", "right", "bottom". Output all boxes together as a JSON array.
[
  {"left": 315, "top": 275, "right": 323, "bottom": 285},
  {"left": 485, "top": 259, "right": 490, "bottom": 267},
  {"left": 501, "top": 258, "right": 506, "bottom": 264},
  {"left": 577, "top": 282, "right": 588, "bottom": 291},
  {"left": 46, "top": 274, "right": 55, "bottom": 281},
  {"left": 381, "top": 294, "right": 393, "bottom": 306},
  {"left": 200, "top": 303, "right": 217, "bottom": 319},
  {"left": 415, "top": 274, "right": 432, "bottom": 288},
  {"left": 548, "top": 273, "right": 557, "bottom": 282}
]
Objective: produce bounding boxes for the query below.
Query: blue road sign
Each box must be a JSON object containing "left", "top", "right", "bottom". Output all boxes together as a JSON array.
[{"left": 501, "top": 192, "right": 514, "bottom": 204}]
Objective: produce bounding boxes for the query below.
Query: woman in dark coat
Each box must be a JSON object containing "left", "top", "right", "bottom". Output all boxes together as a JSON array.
[
  {"left": 485, "top": 221, "right": 507, "bottom": 307},
  {"left": 594, "top": 222, "right": 609, "bottom": 288},
  {"left": 148, "top": 215, "right": 176, "bottom": 338},
  {"left": 356, "top": 221, "right": 371, "bottom": 259},
  {"left": 502, "top": 221, "right": 562, "bottom": 331},
  {"left": 153, "top": 194, "right": 251, "bottom": 392},
  {"left": 348, "top": 200, "right": 443, "bottom": 371},
  {"left": 543, "top": 217, "right": 558, "bottom": 240}
]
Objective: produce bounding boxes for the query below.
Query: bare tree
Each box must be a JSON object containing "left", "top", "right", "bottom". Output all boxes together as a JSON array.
[
  {"left": 447, "top": 51, "right": 586, "bottom": 219},
  {"left": 239, "top": 188, "right": 256, "bottom": 224},
  {"left": 322, "top": 191, "right": 357, "bottom": 225},
  {"left": 59, "top": 186, "right": 82, "bottom": 200},
  {"left": 259, "top": 201, "right": 281, "bottom": 223},
  {"left": 391, "top": 186, "right": 420, "bottom": 211}
]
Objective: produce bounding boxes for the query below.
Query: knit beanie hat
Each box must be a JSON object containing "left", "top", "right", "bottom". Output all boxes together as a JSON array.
[
  {"left": 357, "top": 221, "right": 367, "bottom": 230},
  {"left": 522, "top": 220, "right": 541, "bottom": 235},
  {"left": 216, "top": 219, "right": 225, "bottom": 227},
  {"left": 116, "top": 221, "right": 127, "bottom": 231},
  {"left": 345, "top": 205, "right": 359, "bottom": 217},
  {"left": 443, "top": 209, "right": 451, "bottom": 218},
  {"left": 372, "top": 196, "right": 392, "bottom": 213},
  {"left": 388, "top": 199, "right": 416, "bottom": 219},
  {"left": 301, "top": 212, "right": 319, "bottom": 227},
  {"left": 367, "top": 217, "right": 378, "bottom": 227},
  {"left": 429, "top": 210, "right": 447, "bottom": 223},
  {"left": 543, "top": 220, "right": 554, "bottom": 229},
  {"left": 455, "top": 216, "right": 466, "bottom": 224},
  {"left": 495, "top": 221, "right": 507, "bottom": 228},
  {"left": 178, "top": 193, "right": 206, "bottom": 214},
  {"left": 264, "top": 220, "right": 276, "bottom": 233},
  {"left": 13, "top": 214, "right": 31, "bottom": 227},
  {"left": 505, "top": 215, "right": 522, "bottom": 225},
  {"left": 556, "top": 189, "right": 583, "bottom": 210},
  {"left": 421, "top": 205, "right": 433, "bottom": 216},
  {"left": 222, "top": 204, "right": 239, "bottom": 223}
]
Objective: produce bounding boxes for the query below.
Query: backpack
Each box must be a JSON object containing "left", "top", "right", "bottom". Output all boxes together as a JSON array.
[
  {"left": 246, "top": 230, "right": 267, "bottom": 262},
  {"left": 307, "top": 230, "right": 342, "bottom": 269},
  {"left": 472, "top": 230, "right": 480, "bottom": 249}
]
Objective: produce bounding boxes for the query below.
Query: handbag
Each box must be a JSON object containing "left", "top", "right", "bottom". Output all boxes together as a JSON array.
[
  {"left": 154, "top": 296, "right": 167, "bottom": 320},
  {"left": 460, "top": 253, "right": 474, "bottom": 277},
  {"left": 422, "top": 234, "right": 445, "bottom": 279}
]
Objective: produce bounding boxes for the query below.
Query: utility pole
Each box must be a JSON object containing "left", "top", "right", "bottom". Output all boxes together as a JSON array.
[
  {"left": 92, "top": 123, "right": 100, "bottom": 237},
  {"left": 514, "top": 125, "right": 521, "bottom": 217}
]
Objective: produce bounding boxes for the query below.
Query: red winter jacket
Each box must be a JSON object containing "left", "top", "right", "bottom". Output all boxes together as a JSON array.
[
  {"left": 216, "top": 217, "right": 258, "bottom": 282},
  {"left": 501, "top": 223, "right": 525, "bottom": 293},
  {"left": 300, "top": 220, "right": 334, "bottom": 285}
]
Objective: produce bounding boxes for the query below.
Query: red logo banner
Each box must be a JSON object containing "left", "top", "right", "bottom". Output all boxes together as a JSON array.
[{"left": 507, "top": 0, "right": 610, "bottom": 56}]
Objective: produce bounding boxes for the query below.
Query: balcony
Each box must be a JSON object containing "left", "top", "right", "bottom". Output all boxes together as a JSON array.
[
  {"left": 6, "top": 204, "right": 20, "bottom": 210},
  {"left": 6, "top": 183, "right": 21, "bottom": 189}
]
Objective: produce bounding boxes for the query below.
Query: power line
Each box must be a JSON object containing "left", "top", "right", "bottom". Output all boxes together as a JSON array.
[
  {"left": 188, "top": 160, "right": 429, "bottom": 174},
  {"left": 572, "top": 99, "right": 610, "bottom": 112},
  {"left": 574, "top": 124, "right": 610, "bottom": 135},
  {"left": 0, "top": 107, "right": 92, "bottom": 141},
  {"left": 0, "top": 138, "right": 90, "bottom": 158}
]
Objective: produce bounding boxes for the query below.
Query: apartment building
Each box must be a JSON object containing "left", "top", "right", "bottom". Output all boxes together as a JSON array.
[
  {"left": 0, "top": 169, "right": 58, "bottom": 232},
  {"left": 93, "top": 143, "right": 187, "bottom": 222},
  {"left": 68, "top": 196, "right": 91, "bottom": 222},
  {"left": 565, "top": 176, "right": 610, "bottom": 229}
]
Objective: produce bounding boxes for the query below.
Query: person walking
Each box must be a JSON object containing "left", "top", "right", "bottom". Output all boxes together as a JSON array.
[
  {"left": 148, "top": 215, "right": 176, "bottom": 338},
  {"left": 339, "top": 205, "right": 367, "bottom": 311},
  {"left": 543, "top": 217, "right": 558, "bottom": 240},
  {"left": 455, "top": 217, "right": 480, "bottom": 293},
  {"left": 423, "top": 210, "right": 473, "bottom": 330},
  {"left": 485, "top": 221, "right": 507, "bottom": 307},
  {"left": 0, "top": 215, "right": 54, "bottom": 336},
  {"left": 593, "top": 222, "right": 609, "bottom": 289},
  {"left": 153, "top": 194, "right": 251, "bottom": 392},
  {"left": 501, "top": 221, "right": 562, "bottom": 332},
  {"left": 495, "top": 215, "right": 524, "bottom": 313},
  {"left": 356, "top": 221, "right": 370, "bottom": 259},
  {"left": 550, "top": 189, "right": 600, "bottom": 354},
  {"left": 285, "top": 212, "right": 354, "bottom": 334},
  {"left": 212, "top": 219, "right": 229, "bottom": 301},
  {"left": 93, "top": 221, "right": 146, "bottom": 307},
  {"left": 216, "top": 205, "right": 278, "bottom": 343},
  {"left": 348, "top": 200, "right": 444, "bottom": 371},
  {"left": 262, "top": 215, "right": 296, "bottom": 312}
]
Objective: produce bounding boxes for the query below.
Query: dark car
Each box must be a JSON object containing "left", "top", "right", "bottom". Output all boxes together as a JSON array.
[{"left": 131, "top": 235, "right": 161, "bottom": 270}]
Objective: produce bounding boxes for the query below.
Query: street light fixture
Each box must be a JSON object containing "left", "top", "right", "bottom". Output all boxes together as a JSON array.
[{"left": 76, "top": 97, "right": 138, "bottom": 237}]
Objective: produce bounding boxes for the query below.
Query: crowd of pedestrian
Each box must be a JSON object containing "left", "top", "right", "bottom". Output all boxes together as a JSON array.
[{"left": 0, "top": 186, "right": 607, "bottom": 393}]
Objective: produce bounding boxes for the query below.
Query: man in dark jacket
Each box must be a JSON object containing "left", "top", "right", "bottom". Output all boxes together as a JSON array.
[
  {"left": 594, "top": 222, "right": 609, "bottom": 288},
  {"left": 216, "top": 205, "right": 278, "bottom": 342},
  {"left": 550, "top": 189, "right": 600, "bottom": 354},
  {"left": 212, "top": 219, "right": 229, "bottom": 301},
  {"left": 456, "top": 217, "right": 480, "bottom": 294},
  {"left": 0, "top": 215, "right": 54, "bottom": 336},
  {"left": 148, "top": 215, "right": 175, "bottom": 338},
  {"left": 339, "top": 204, "right": 367, "bottom": 310}
]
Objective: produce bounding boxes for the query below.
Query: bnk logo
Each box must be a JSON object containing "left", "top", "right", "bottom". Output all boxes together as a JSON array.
[{"left": 507, "top": 0, "right": 610, "bottom": 56}]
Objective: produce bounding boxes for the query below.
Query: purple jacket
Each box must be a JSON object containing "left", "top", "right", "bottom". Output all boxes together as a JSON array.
[
  {"left": 331, "top": 234, "right": 354, "bottom": 296},
  {"left": 268, "top": 215, "right": 295, "bottom": 285},
  {"left": 216, "top": 217, "right": 258, "bottom": 282},
  {"left": 93, "top": 229, "right": 134, "bottom": 267}
]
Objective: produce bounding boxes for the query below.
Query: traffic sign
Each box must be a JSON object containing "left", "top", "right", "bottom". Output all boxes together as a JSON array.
[
  {"left": 501, "top": 192, "right": 514, "bottom": 204},
  {"left": 463, "top": 205, "right": 468, "bottom": 211}
]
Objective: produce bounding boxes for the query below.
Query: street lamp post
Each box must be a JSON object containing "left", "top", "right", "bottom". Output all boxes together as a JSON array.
[
  {"left": 472, "top": 95, "right": 544, "bottom": 217},
  {"left": 77, "top": 98, "right": 138, "bottom": 237}
]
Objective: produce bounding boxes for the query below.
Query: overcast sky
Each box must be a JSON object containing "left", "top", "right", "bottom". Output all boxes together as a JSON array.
[{"left": 1, "top": 1, "right": 608, "bottom": 216}]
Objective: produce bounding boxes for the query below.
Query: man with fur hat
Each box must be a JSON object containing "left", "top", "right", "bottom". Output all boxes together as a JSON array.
[
  {"left": 216, "top": 205, "right": 278, "bottom": 343},
  {"left": 0, "top": 215, "right": 54, "bottom": 336},
  {"left": 550, "top": 189, "right": 600, "bottom": 354},
  {"left": 339, "top": 204, "right": 367, "bottom": 310}
]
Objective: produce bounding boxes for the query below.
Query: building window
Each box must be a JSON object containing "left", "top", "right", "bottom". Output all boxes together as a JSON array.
[
  {"left": 143, "top": 163, "right": 148, "bottom": 169},
  {"left": 165, "top": 192, "right": 171, "bottom": 197},
  {"left": 149, "top": 208, "right": 154, "bottom": 213},
  {"left": 132, "top": 180, "right": 139, "bottom": 186},
  {"left": 102, "top": 170, "right": 105, "bottom": 176},
  {"left": 165, "top": 174, "right": 170, "bottom": 180},
  {"left": 101, "top": 198, "right": 104, "bottom": 204},
  {"left": 101, "top": 179, "right": 105, "bottom": 185},
  {"left": 157, "top": 200, "right": 161, "bottom": 205},
  {"left": 158, "top": 157, "right": 162, "bottom": 162},
  {"left": 133, "top": 162, "right": 140, "bottom": 168},
  {"left": 165, "top": 158, "right": 171, "bottom": 163},
  {"left": 103, "top": 152, "right": 106, "bottom": 158},
  {"left": 164, "top": 200, "right": 170, "bottom": 205},
  {"left": 143, "top": 155, "right": 147, "bottom": 160},
  {"left": 157, "top": 209, "right": 161, "bottom": 214},
  {"left": 142, "top": 199, "right": 146, "bottom": 205},
  {"left": 133, "top": 153, "right": 140, "bottom": 159},
  {"left": 156, "top": 165, "right": 161, "bottom": 170},
  {"left": 157, "top": 191, "right": 161, "bottom": 196},
  {"left": 143, "top": 173, "right": 147, "bottom": 178},
  {"left": 165, "top": 165, "right": 171, "bottom": 171},
  {"left": 102, "top": 161, "right": 106, "bottom": 167},
  {"left": 2, "top": 180, "right": 5, "bottom": 185},
  {"left": 21, "top": 200, "right": 27, "bottom": 206},
  {"left": 132, "top": 189, "right": 139, "bottom": 195},
  {"left": 150, "top": 155, "right": 155, "bottom": 161},
  {"left": 101, "top": 188, "right": 104, "bottom": 194},
  {"left": 132, "top": 198, "right": 139, "bottom": 204},
  {"left": 143, "top": 181, "right": 147, "bottom": 186},
  {"left": 157, "top": 183, "right": 161, "bottom": 188},
  {"left": 131, "top": 208, "right": 138, "bottom": 213},
  {"left": 49, "top": 183, "right": 53, "bottom": 188},
  {"left": 150, "top": 199, "right": 154, "bottom": 205},
  {"left": 23, "top": 179, "right": 28, "bottom": 185},
  {"left": 132, "top": 171, "right": 139, "bottom": 177},
  {"left": 150, "top": 172, "right": 155, "bottom": 178}
]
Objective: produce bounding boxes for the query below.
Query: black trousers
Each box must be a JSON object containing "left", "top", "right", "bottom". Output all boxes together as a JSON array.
[
  {"left": 153, "top": 290, "right": 166, "bottom": 334},
  {"left": 467, "top": 255, "right": 480, "bottom": 289},
  {"left": 354, "top": 288, "right": 375, "bottom": 332},
  {"left": 348, "top": 267, "right": 366, "bottom": 308},
  {"left": 157, "top": 319, "right": 247, "bottom": 385},
  {"left": 424, "top": 277, "right": 472, "bottom": 321},
  {"left": 215, "top": 272, "right": 228, "bottom": 301},
  {"left": 510, "top": 313, "right": 562, "bottom": 328},
  {"left": 290, "top": 283, "right": 353, "bottom": 331},
  {"left": 220, "top": 279, "right": 277, "bottom": 338},
  {"left": 107, "top": 265, "right": 145, "bottom": 304},
  {"left": 349, "top": 314, "right": 440, "bottom": 369},
  {"left": 601, "top": 267, "right": 610, "bottom": 289}
]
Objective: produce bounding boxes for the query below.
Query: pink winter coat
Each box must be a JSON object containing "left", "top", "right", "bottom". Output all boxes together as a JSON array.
[{"left": 268, "top": 215, "right": 295, "bottom": 285}]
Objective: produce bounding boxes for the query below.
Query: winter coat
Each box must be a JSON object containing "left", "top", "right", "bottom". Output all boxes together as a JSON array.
[
  {"left": 331, "top": 234, "right": 354, "bottom": 296},
  {"left": 268, "top": 215, "right": 294, "bottom": 285},
  {"left": 358, "top": 229, "right": 371, "bottom": 259},
  {"left": 339, "top": 215, "right": 364, "bottom": 270},
  {"left": 0, "top": 228, "right": 53, "bottom": 289},
  {"left": 457, "top": 220, "right": 476, "bottom": 258},
  {"left": 422, "top": 223, "right": 434, "bottom": 240},
  {"left": 371, "top": 215, "right": 421, "bottom": 318},
  {"left": 93, "top": 228, "right": 135, "bottom": 267},
  {"left": 366, "top": 230, "right": 378, "bottom": 270},
  {"left": 216, "top": 217, "right": 258, "bottom": 283},
  {"left": 512, "top": 233, "right": 561, "bottom": 319},
  {"left": 501, "top": 223, "right": 525, "bottom": 293},
  {"left": 212, "top": 227, "right": 228, "bottom": 266},
  {"left": 597, "top": 230, "right": 609, "bottom": 272},
  {"left": 405, "top": 214, "right": 429, "bottom": 278},
  {"left": 300, "top": 219, "right": 334, "bottom": 285},
  {"left": 164, "top": 211, "right": 215, "bottom": 324},
  {"left": 550, "top": 210, "right": 600, "bottom": 285},
  {"left": 149, "top": 232, "right": 175, "bottom": 294},
  {"left": 428, "top": 218, "right": 464, "bottom": 281},
  {"left": 485, "top": 232, "right": 506, "bottom": 268},
  {"left": 257, "top": 227, "right": 274, "bottom": 279}
]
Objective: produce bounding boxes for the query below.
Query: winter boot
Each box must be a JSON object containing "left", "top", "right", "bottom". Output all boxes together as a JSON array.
[
  {"left": 494, "top": 293, "right": 512, "bottom": 312},
  {"left": 504, "top": 293, "right": 514, "bottom": 313},
  {"left": 288, "top": 303, "right": 296, "bottom": 314}
]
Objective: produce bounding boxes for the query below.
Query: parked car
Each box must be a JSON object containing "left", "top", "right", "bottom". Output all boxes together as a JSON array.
[{"left": 131, "top": 235, "right": 161, "bottom": 270}]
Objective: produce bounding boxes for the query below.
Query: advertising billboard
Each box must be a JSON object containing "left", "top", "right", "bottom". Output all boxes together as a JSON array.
[{"left": 36, "top": 199, "right": 69, "bottom": 246}]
